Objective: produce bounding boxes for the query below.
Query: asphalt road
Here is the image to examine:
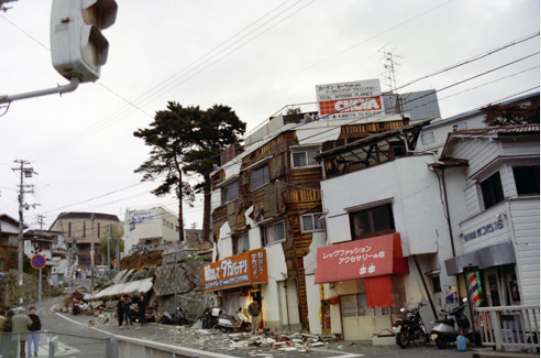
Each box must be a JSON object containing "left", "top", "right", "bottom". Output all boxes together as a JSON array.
[{"left": 15, "top": 282, "right": 481, "bottom": 358}]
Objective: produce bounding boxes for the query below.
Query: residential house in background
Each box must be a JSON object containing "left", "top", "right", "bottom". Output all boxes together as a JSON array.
[
  {"left": 0, "top": 214, "right": 28, "bottom": 272},
  {"left": 49, "top": 212, "right": 121, "bottom": 270}
]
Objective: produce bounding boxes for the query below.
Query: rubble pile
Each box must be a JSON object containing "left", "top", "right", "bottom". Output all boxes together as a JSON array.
[
  {"left": 120, "top": 249, "right": 164, "bottom": 272},
  {"left": 137, "top": 325, "right": 340, "bottom": 356}
]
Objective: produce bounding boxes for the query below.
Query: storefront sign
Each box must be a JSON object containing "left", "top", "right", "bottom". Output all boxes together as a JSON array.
[
  {"left": 202, "top": 249, "right": 268, "bottom": 291},
  {"left": 132, "top": 209, "right": 156, "bottom": 224},
  {"left": 316, "top": 79, "right": 385, "bottom": 120},
  {"left": 463, "top": 219, "right": 504, "bottom": 242},
  {"left": 314, "top": 233, "right": 408, "bottom": 284}
]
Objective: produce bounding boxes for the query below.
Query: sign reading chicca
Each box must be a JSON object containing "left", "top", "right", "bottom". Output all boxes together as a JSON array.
[
  {"left": 202, "top": 249, "right": 268, "bottom": 291},
  {"left": 316, "top": 79, "right": 384, "bottom": 121}
]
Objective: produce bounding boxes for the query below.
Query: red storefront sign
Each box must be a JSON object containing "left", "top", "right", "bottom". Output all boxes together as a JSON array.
[
  {"left": 202, "top": 249, "right": 268, "bottom": 292},
  {"left": 314, "top": 233, "right": 408, "bottom": 284}
]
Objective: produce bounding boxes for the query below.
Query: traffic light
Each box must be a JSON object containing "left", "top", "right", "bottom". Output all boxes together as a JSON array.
[{"left": 50, "top": 0, "right": 118, "bottom": 83}]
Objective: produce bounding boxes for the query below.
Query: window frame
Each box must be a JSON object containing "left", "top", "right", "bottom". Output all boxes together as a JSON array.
[
  {"left": 222, "top": 180, "right": 239, "bottom": 204},
  {"left": 421, "top": 131, "right": 435, "bottom": 145},
  {"left": 232, "top": 232, "right": 250, "bottom": 255},
  {"left": 349, "top": 204, "right": 395, "bottom": 240},
  {"left": 481, "top": 172, "right": 505, "bottom": 210},
  {"left": 291, "top": 150, "right": 321, "bottom": 168},
  {"left": 300, "top": 213, "right": 325, "bottom": 233},
  {"left": 513, "top": 165, "right": 540, "bottom": 196},
  {"left": 251, "top": 165, "right": 270, "bottom": 190},
  {"left": 262, "top": 220, "right": 286, "bottom": 246}
]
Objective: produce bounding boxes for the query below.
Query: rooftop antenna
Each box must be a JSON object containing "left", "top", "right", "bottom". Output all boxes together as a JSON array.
[{"left": 380, "top": 47, "right": 403, "bottom": 115}]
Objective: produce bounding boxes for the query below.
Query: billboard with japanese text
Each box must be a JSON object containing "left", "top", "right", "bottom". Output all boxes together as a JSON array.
[
  {"left": 314, "top": 233, "right": 408, "bottom": 284},
  {"left": 202, "top": 249, "right": 268, "bottom": 291},
  {"left": 131, "top": 209, "right": 156, "bottom": 224},
  {"left": 316, "top": 79, "right": 385, "bottom": 121}
]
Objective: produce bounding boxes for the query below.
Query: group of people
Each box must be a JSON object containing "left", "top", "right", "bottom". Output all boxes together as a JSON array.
[
  {"left": 0, "top": 307, "right": 42, "bottom": 357},
  {"left": 117, "top": 294, "right": 148, "bottom": 328}
]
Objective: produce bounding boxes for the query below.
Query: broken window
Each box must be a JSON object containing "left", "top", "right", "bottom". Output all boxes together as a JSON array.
[
  {"left": 481, "top": 172, "right": 504, "bottom": 210},
  {"left": 263, "top": 221, "right": 286, "bottom": 245},
  {"left": 292, "top": 150, "right": 320, "bottom": 168},
  {"left": 222, "top": 181, "right": 239, "bottom": 204},
  {"left": 350, "top": 204, "right": 395, "bottom": 240},
  {"left": 252, "top": 165, "right": 270, "bottom": 190},
  {"left": 300, "top": 213, "right": 325, "bottom": 233},
  {"left": 232, "top": 232, "right": 249, "bottom": 255},
  {"left": 513, "top": 165, "right": 540, "bottom": 195}
]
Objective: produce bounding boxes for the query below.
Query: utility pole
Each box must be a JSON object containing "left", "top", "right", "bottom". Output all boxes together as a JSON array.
[
  {"left": 35, "top": 215, "right": 45, "bottom": 230},
  {"left": 91, "top": 213, "right": 95, "bottom": 294},
  {"left": 12, "top": 159, "right": 39, "bottom": 305}
]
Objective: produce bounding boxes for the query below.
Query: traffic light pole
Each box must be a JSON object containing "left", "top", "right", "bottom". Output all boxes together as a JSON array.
[{"left": 0, "top": 77, "right": 80, "bottom": 104}]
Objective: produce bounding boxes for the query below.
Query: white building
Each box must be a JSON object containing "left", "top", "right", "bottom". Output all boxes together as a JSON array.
[
  {"left": 123, "top": 207, "right": 183, "bottom": 253},
  {"left": 441, "top": 124, "right": 539, "bottom": 327}
]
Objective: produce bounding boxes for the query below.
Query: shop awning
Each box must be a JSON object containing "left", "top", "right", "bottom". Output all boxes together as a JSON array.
[
  {"left": 202, "top": 249, "right": 268, "bottom": 292},
  {"left": 445, "top": 240, "right": 516, "bottom": 275},
  {"left": 314, "top": 233, "right": 408, "bottom": 284}
]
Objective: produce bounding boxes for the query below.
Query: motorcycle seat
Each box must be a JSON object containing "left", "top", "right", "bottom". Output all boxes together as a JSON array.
[{"left": 436, "top": 319, "right": 455, "bottom": 326}]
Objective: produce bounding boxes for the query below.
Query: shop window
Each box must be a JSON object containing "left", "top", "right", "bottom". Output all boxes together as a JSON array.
[
  {"left": 222, "top": 181, "right": 239, "bottom": 204},
  {"left": 292, "top": 150, "right": 320, "bottom": 168},
  {"left": 232, "top": 233, "right": 249, "bottom": 255},
  {"left": 300, "top": 213, "right": 325, "bottom": 233},
  {"left": 421, "top": 131, "right": 435, "bottom": 145},
  {"left": 481, "top": 172, "right": 504, "bottom": 210},
  {"left": 513, "top": 165, "right": 540, "bottom": 195},
  {"left": 350, "top": 204, "right": 395, "bottom": 240},
  {"left": 252, "top": 165, "right": 270, "bottom": 190},
  {"left": 340, "top": 294, "right": 369, "bottom": 317},
  {"left": 263, "top": 221, "right": 286, "bottom": 245}
]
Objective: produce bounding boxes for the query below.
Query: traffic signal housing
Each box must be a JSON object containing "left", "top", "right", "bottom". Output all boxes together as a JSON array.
[{"left": 50, "top": 0, "right": 118, "bottom": 83}]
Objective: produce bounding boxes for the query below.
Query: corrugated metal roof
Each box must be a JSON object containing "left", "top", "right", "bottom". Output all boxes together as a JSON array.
[
  {"left": 86, "top": 277, "right": 153, "bottom": 300},
  {"left": 450, "top": 123, "right": 539, "bottom": 136}
]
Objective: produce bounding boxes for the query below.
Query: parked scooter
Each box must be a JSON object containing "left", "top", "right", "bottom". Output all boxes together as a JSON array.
[
  {"left": 430, "top": 299, "right": 474, "bottom": 349},
  {"left": 393, "top": 303, "right": 430, "bottom": 348},
  {"left": 217, "top": 307, "right": 252, "bottom": 333}
]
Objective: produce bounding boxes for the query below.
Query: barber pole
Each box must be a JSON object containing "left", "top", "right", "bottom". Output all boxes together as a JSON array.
[{"left": 466, "top": 271, "right": 487, "bottom": 332}]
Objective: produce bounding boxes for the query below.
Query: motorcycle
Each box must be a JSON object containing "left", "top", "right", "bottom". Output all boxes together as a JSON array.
[
  {"left": 430, "top": 299, "right": 474, "bottom": 349},
  {"left": 393, "top": 303, "right": 429, "bottom": 349},
  {"left": 201, "top": 307, "right": 221, "bottom": 329},
  {"left": 217, "top": 307, "right": 252, "bottom": 333},
  {"left": 162, "top": 306, "right": 190, "bottom": 326}
]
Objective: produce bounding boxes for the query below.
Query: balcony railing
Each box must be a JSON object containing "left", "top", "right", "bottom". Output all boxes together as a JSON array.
[{"left": 476, "top": 305, "right": 539, "bottom": 352}]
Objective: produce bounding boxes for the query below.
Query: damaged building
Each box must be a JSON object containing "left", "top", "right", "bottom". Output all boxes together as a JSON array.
[{"left": 204, "top": 79, "right": 439, "bottom": 333}]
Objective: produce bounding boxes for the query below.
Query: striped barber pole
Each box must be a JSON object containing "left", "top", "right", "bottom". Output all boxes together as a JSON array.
[{"left": 466, "top": 271, "right": 488, "bottom": 332}]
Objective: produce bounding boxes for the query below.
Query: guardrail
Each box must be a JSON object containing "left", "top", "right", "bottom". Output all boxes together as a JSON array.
[{"left": 476, "top": 305, "right": 539, "bottom": 352}]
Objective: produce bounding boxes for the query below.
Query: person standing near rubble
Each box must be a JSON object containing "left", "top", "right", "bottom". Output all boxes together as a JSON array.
[
  {"left": 248, "top": 297, "right": 261, "bottom": 335},
  {"left": 117, "top": 295, "right": 125, "bottom": 328},
  {"left": 12, "top": 307, "right": 32, "bottom": 358},
  {"left": 122, "top": 295, "right": 133, "bottom": 326},
  {"left": 137, "top": 293, "right": 149, "bottom": 326},
  {"left": 27, "top": 307, "right": 42, "bottom": 357},
  {"left": 0, "top": 308, "right": 9, "bottom": 358}
]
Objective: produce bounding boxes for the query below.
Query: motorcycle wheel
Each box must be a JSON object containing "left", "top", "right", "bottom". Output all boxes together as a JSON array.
[
  {"left": 243, "top": 322, "right": 252, "bottom": 332},
  {"left": 396, "top": 329, "right": 410, "bottom": 349},
  {"left": 436, "top": 336, "right": 447, "bottom": 349},
  {"left": 178, "top": 318, "right": 188, "bottom": 326},
  {"left": 219, "top": 326, "right": 230, "bottom": 333}
]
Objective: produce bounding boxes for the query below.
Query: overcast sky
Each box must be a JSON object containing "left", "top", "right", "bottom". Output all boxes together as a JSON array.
[{"left": 0, "top": 0, "right": 539, "bottom": 231}]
